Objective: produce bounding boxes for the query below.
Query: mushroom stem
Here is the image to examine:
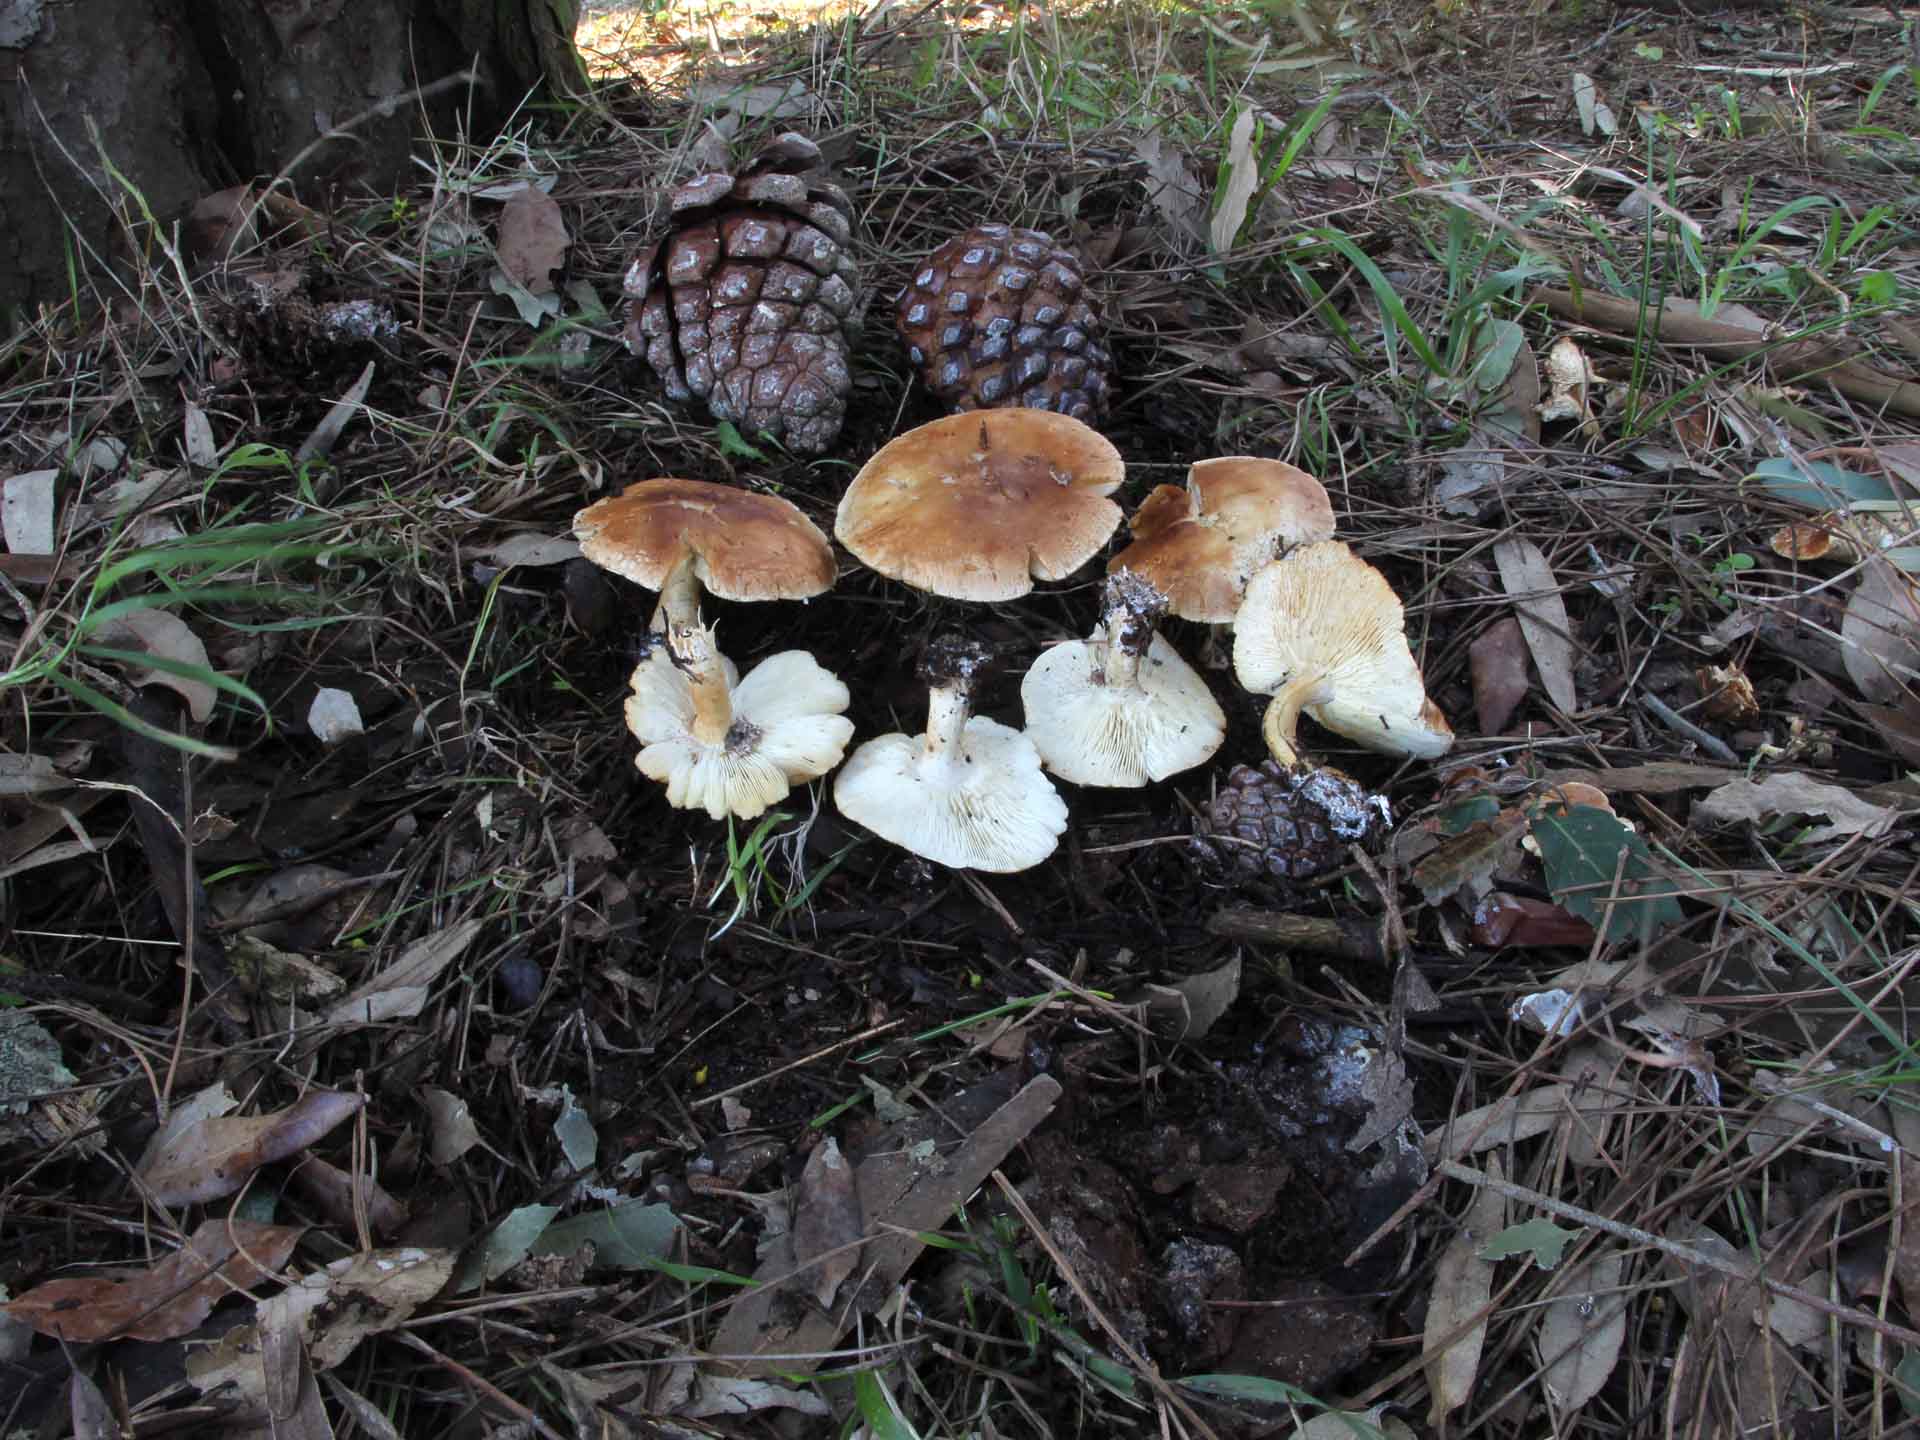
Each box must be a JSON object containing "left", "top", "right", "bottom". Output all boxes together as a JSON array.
[
  {"left": 919, "top": 634, "right": 991, "bottom": 781},
  {"left": 652, "top": 551, "right": 703, "bottom": 631},
  {"left": 1095, "top": 570, "right": 1169, "bottom": 693},
  {"left": 1260, "top": 674, "right": 1329, "bottom": 768},
  {"left": 666, "top": 620, "right": 734, "bottom": 746}
]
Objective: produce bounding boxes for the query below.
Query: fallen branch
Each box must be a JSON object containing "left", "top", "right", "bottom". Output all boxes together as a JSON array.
[{"left": 1532, "top": 286, "right": 1920, "bottom": 419}]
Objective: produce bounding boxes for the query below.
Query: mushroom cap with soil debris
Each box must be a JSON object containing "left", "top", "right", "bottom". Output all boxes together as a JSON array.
[
  {"left": 625, "top": 621, "right": 853, "bottom": 822},
  {"left": 834, "top": 410, "right": 1125, "bottom": 602},
  {"left": 1021, "top": 570, "right": 1225, "bottom": 788},
  {"left": 573, "top": 477, "right": 836, "bottom": 629},
  {"left": 1109, "top": 456, "right": 1337, "bottom": 624},
  {"left": 835, "top": 635, "right": 1067, "bottom": 872},
  {"left": 1232, "top": 541, "right": 1454, "bottom": 766}
]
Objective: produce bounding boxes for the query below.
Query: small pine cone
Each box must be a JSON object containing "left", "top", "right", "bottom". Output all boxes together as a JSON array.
[
  {"left": 896, "top": 223, "right": 1111, "bottom": 420},
  {"left": 624, "top": 134, "right": 861, "bottom": 456},
  {"left": 1191, "top": 762, "right": 1387, "bottom": 885}
]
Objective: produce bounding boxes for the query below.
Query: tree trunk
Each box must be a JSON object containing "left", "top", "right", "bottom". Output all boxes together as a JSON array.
[{"left": 0, "top": 0, "right": 584, "bottom": 320}]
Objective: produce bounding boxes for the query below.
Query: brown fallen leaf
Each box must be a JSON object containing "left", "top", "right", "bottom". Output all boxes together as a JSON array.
[
  {"left": 324, "top": 917, "right": 484, "bottom": 1026},
  {"left": 1409, "top": 807, "right": 1530, "bottom": 906},
  {"left": 1424, "top": 1155, "right": 1505, "bottom": 1425},
  {"left": 1210, "top": 109, "right": 1259, "bottom": 256},
  {"left": 1, "top": 1218, "right": 302, "bottom": 1342},
  {"left": 1535, "top": 1250, "right": 1627, "bottom": 1414},
  {"left": 1468, "top": 892, "right": 1596, "bottom": 950},
  {"left": 1695, "top": 773, "right": 1907, "bottom": 843},
  {"left": 497, "top": 184, "right": 569, "bottom": 296},
  {"left": 1469, "top": 616, "right": 1530, "bottom": 734},
  {"left": 138, "top": 1090, "right": 365, "bottom": 1205},
  {"left": 1493, "top": 538, "right": 1578, "bottom": 715},
  {"left": 1842, "top": 560, "right": 1920, "bottom": 704},
  {"left": 791, "top": 1137, "right": 862, "bottom": 1307}
]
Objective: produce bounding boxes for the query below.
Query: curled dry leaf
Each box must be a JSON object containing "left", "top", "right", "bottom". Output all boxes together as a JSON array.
[
  {"left": 88, "top": 610, "right": 219, "bottom": 722},
  {"left": 1424, "top": 1155, "right": 1505, "bottom": 1426},
  {"left": 1, "top": 1218, "right": 303, "bottom": 1342},
  {"left": 1131, "top": 130, "right": 1210, "bottom": 247},
  {"left": 1537, "top": 336, "right": 1601, "bottom": 431},
  {"left": 1469, "top": 615, "right": 1530, "bottom": 734},
  {"left": 138, "top": 1089, "right": 365, "bottom": 1205},
  {"left": 1210, "top": 108, "right": 1260, "bottom": 256},
  {"left": 1695, "top": 662, "right": 1759, "bottom": 723}
]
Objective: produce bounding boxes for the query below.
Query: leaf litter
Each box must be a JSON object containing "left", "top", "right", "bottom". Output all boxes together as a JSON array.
[{"left": 9, "top": 0, "right": 1920, "bottom": 1435}]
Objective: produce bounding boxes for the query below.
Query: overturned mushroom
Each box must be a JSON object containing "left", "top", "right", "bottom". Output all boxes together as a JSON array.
[
  {"left": 1021, "top": 570, "right": 1225, "bottom": 787},
  {"left": 574, "top": 477, "right": 836, "bottom": 631},
  {"left": 834, "top": 411, "right": 1125, "bottom": 602},
  {"left": 1233, "top": 542, "right": 1454, "bottom": 766},
  {"left": 835, "top": 635, "right": 1067, "bottom": 872},
  {"left": 626, "top": 620, "right": 853, "bottom": 821}
]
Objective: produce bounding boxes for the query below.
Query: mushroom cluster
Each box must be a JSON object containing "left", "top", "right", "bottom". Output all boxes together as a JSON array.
[{"left": 573, "top": 408, "right": 1454, "bottom": 879}]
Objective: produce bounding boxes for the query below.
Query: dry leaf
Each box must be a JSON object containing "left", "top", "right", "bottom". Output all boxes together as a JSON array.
[
  {"left": 182, "top": 403, "right": 219, "bottom": 467},
  {"left": 1409, "top": 806, "right": 1530, "bottom": 906},
  {"left": 307, "top": 687, "right": 365, "bottom": 746},
  {"left": 1493, "top": 537, "right": 1578, "bottom": 714},
  {"left": 1537, "top": 336, "right": 1600, "bottom": 429},
  {"left": 1131, "top": 131, "right": 1209, "bottom": 247},
  {"left": 1842, "top": 561, "right": 1920, "bottom": 703},
  {"left": 1210, "top": 109, "right": 1259, "bottom": 256},
  {"left": 1469, "top": 615, "right": 1530, "bottom": 734},
  {"left": 268, "top": 1247, "right": 455, "bottom": 1370},
  {"left": 1695, "top": 774, "right": 1906, "bottom": 843},
  {"left": 1536, "top": 1250, "right": 1626, "bottom": 1412},
  {"left": 1427, "top": 1086, "right": 1569, "bottom": 1161},
  {"left": 2, "top": 470, "right": 57, "bottom": 555},
  {"left": 69, "top": 1371, "right": 115, "bottom": 1440},
  {"left": 497, "top": 184, "right": 570, "bottom": 296},
  {"left": 0, "top": 1219, "right": 302, "bottom": 1342},
  {"left": 1141, "top": 954, "right": 1241, "bottom": 1040},
  {"left": 1571, "top": 73, "right": 1615, "bottom": 135},
  {"left": 483, "top": 533, "right": 582, "bottom": 568},
  {"left": 1424, "top": 1156, "right": 1505, "bottom": 1424},
  {"left": 138, "top": 1090, "right": 364, "bottom": 1205},
  {"left": 422, "top": 1087, "right": 482, "bottom": 1166},
  {"left": 792, "top": 1137, "right": 862, "bottom": 1308},
  {"left": 324, "top": 916, "right": 484, "bottom": 1026},
  {"left": 88, "top": 610, "right": 218, "bottom": 722}
]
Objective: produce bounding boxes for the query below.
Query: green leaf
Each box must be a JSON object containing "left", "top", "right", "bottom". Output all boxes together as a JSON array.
[
  {"left": 1478, "top": 1218, "right": 1581, "bottom": 1269},
  {"left": 1634, "top": 42, "right": 1664, "bottom": 59},
  {"left": 1530, "top": 805, "right": 1686, "bottom": 943},
  {"left": 453, "top": 1203, "right": 560, "bottom": 1292},
  {"left": 1857, "top": 270, "right": 1898, "bottom": 306},
  {"left": 713, "top": 420, "right": 769, "bottom": 461},
  {"left": 1178, "top": 1373, "right": 1321, "bottom": 1405},
  {"left": 1440, "top": 795, "right": 1501, "bottom": 834},
  {"left": 1895, "top": 1349, "right": 1920, "bottom": 1417},
  {"left": 1304, "top": 226, "right": 1446, "bottom": 374},
  {"left": 529, "top": 1200, "right": 680, "bottom": 1270},
  {"left": 852, "top": 1367, "right": 920, "bottom": 1440},
  {"left": 1746, "top": 457, "right": 1899, "bottom": 508}
]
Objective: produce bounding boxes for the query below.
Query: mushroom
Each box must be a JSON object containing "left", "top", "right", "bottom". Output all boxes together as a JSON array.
[
  {"left": 574, "top": 477, "right": 836, "bottom": 631},
  {"left": 1020, "top": 570, "right": 1225, "bottom": 787},
  {"left": 835, "top": 635, "right": 1067, "bottom": 872},
  {"left": 1110, "top": 456, "right": 1336, "bottom": 624},
  {"left": 834, "top": 411, "right": 1125, "bottom": 601},
  {"left": 1232, "top": 541, "right": 1454, "bottom": 767},
  {"left": 626, "top": 619, "right": 854, "bottom": 820}
]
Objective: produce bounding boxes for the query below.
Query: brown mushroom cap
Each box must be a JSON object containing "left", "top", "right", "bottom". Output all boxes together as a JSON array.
[
  {"left": 1108, "top": 457, "right": 1336, "bottom": 623},
  {"left": 834, "top": 411, "right": 1125, "bottom": 602},
  {"left": 574, "top": 478, "right": 835, "bottom": 605}
]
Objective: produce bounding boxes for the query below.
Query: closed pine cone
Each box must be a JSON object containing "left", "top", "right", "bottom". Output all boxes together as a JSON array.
[
  {"left": 624, "top": 134, "right": 861, "bottom": 456},
  {"left": 1191, "top": 761, "right": 1387, "bottom": 884},
  {"left": 896, "top": 223, "right": 1110, "bottom": 420}
]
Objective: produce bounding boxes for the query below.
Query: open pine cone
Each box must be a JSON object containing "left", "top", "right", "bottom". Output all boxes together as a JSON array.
[
  {"left": 895, "top": 223, "right": 1110, "bottom": 420},
  {"left": 624, "top": 134, "right": 861, "bottom": 455},
  {"left": 1191, "top": 761, "right": 1388, "bottom": 885}
]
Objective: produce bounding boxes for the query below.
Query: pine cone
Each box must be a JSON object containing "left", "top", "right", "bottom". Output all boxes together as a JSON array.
[
  {"left": 896, "top": 223, "right": 1110, "bottom": 420},
  {"left": 624, "top": 134, "right": 861, "bottom": 456},
  {"left": 1191, "top": 762, "right": 1386, "bottom": 884}
]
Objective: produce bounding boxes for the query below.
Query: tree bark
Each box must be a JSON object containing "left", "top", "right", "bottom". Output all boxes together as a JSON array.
[{"left": 0, "top": 0, "right": 584, "bottom": 319}]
